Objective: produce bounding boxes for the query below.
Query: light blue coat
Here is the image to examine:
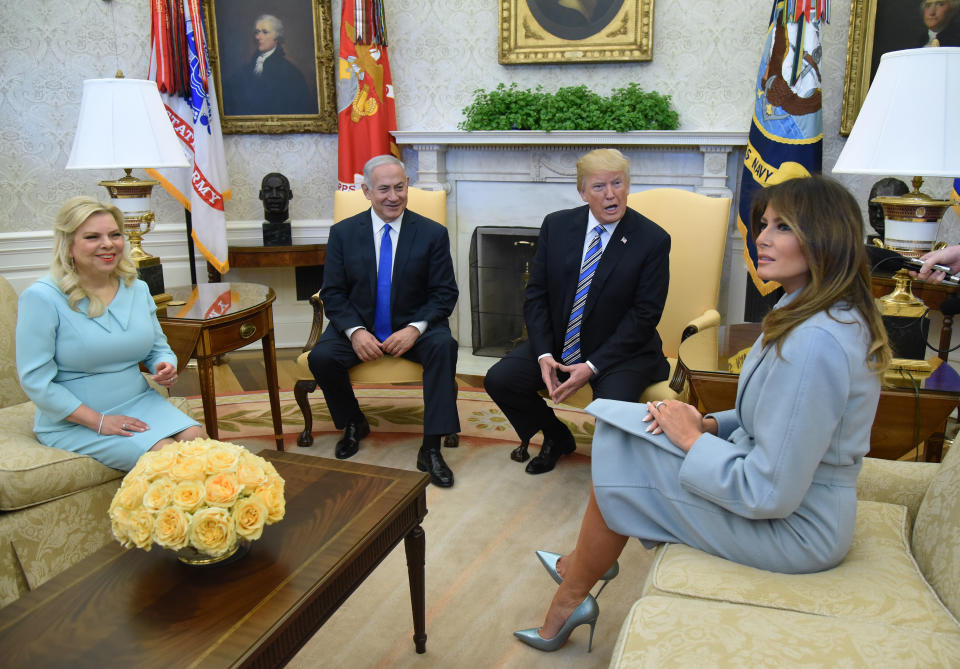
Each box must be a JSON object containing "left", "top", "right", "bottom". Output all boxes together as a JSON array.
[{"left": 590, "top": 297, "right": 881, "bottom": 573}]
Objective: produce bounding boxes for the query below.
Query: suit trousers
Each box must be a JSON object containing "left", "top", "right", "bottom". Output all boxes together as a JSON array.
[
  {"left": 484, "top": 341, "right": 654, "bottom": 442},
  {"left": 307, "top": 326, "right": 461, "bottom": 436}
]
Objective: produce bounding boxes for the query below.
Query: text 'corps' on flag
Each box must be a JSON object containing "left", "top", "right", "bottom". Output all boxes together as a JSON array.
[
  {"left": 147, "top": 0, "right": 231, "bottom": 274},
  {"left": 738, "top": 0, "right": 828, "bottom": 296},
  {"left": 337, "top": 0, "right": 399, "bottom": 191}
]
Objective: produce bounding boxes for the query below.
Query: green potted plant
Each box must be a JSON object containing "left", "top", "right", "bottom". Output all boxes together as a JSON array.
[{"left": 459, "top": 83, "right": 679, "bottom": 131}]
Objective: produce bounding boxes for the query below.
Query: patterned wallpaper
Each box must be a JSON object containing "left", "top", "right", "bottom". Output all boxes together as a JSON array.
[{"left": 0, "top": 0, "right": 955, "bottom": 237}]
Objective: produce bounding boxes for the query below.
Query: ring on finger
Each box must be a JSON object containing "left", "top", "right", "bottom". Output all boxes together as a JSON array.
[
  {"left": 655, "top": 401, "right": 666, "bottom": 409},
  {"left": 121, "top": 423, "right": 126, "bottom": 429}
]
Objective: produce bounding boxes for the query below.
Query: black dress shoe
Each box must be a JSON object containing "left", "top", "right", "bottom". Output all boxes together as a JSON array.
[
  {"left": 417, "top": 447, "right": 454, "bottom": 487},
  {"left": 525, "top": 432, "right": 576, "bottom": 475},
  {"left": 335, "top": 417, "right": 370, "bottom": 459}
]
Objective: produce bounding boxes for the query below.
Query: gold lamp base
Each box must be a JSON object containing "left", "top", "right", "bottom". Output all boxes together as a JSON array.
[
  {"left": 877, "top": 269, "right": 925, "bottom": 317},
  {"left": 873, "top": 176, "right": 952, "bottom": 259},
  {"left": 99, "top": 170, "right": 171, "bottom": 305}
]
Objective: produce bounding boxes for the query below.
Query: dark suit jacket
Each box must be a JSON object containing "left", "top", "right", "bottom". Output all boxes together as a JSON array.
[
  {"left": 224, "top": 45, "right": 316, "bottom": 116},
  {"left": 524, "top": 204, "right": 670, "bottom": 377},
  {"left": 320, "top": 208, "right": 458, "bottom": 338},
  {"left": 934, "top": 16, "right": 960, "bottom": 45}
]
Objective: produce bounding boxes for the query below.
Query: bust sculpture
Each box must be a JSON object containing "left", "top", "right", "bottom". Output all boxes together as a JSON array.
[{"left": 260, "top": 172, "right": 293, "bottom": 246}]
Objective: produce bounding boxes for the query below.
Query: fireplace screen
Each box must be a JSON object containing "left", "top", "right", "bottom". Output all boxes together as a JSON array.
[{"left": 469, "top": 227, "right": 540, "bottom": 357}]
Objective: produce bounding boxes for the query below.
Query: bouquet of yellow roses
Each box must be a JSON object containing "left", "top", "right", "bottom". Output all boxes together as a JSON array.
[{"left": 108, "top": 439, "right": 285, "bottom": 558}]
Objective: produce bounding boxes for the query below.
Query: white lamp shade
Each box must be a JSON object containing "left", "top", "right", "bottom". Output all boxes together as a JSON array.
[
  {"left": 833, "top": 47, "right": 960, "bottom": 177},
  {"left": 66, "top": 78, "right": 189, "bottom": 170}
]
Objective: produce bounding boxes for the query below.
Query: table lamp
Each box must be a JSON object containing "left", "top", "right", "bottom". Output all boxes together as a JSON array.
[
  {"left": 835, "top": 47, "right": 960, "bottom": 321},
  {"left": 834, "top": 47, "right": 959, "bottom": 257},
  {"left": 65, "top": 74, "right": 189, "bottom": 305}
]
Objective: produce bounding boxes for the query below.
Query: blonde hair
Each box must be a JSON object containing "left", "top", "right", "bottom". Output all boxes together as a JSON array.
[
  {"left": 51, "top": 196, "right": 137, "bottom": 317},
  {"left": 576, "top": 149, "right": 630, "bottom": 191},
  {"left": 750, "top": 176, "right": 891, "bottom": 373}
]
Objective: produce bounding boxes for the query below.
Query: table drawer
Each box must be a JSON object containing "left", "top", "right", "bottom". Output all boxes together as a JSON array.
[{"left": 202, "top": 309, "right": 271, "bottom": 355}]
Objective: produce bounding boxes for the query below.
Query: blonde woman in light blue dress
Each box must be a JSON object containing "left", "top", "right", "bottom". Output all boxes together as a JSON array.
[
  {"left": 514, "top": 176, "right": 892, "bottom": 653},
  {"left": 16, "top": 197, "right": 203, "bottom": 471}
]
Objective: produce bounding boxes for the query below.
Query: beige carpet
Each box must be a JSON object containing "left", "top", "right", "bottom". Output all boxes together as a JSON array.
[
  {"left": 189, "top": 387, "right": 601, "bottom": 453},
  {"left": 238, "top": 431, "right": 656, "bottom": 668}
]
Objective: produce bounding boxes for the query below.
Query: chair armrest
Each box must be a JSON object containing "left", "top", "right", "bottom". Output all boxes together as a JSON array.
[
  {"left": 856, "top": 457, "right": 938, "bottom": 524},
  {"left": 681, "top": 309, "right": 721, "bottom": 342},
  {"left": 302, "top": 292, "right": 325, "bottom": 353}
]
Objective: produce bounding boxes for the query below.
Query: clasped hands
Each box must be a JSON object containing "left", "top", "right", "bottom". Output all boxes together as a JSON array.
[
  {"left": 351, "top": 325, "right": 420, "bottom": 361},
  {"left": 539, "top": 356, "right": 594, "bottom": 404}
]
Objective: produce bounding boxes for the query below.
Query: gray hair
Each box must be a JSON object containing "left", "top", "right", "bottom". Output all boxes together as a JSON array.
[
  {"left": 921, "top": 0, "right": 960, "bottom": 13},
  {"left": 362, "top": 155, "right": 406, "bottom": 188},
  {"left": 255, "top": 14, "right": 284, "bottom": 39}
]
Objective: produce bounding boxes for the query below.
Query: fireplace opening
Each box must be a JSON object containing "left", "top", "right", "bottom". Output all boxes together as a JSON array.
[{"left": 469, "top": 226, "right": 540, "bottom": 357}]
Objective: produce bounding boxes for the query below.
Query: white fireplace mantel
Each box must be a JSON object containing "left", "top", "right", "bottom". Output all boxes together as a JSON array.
[
  {"left": 391, "top": 130, "right": 749, "bottom": 344},
  {"left": 393, "top": 130, "right": 747, "bottom": 197}
]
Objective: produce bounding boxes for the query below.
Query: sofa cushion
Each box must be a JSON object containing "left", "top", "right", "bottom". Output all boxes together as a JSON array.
[
  {"left": 644, "top": 500, "right": 959, "bottom": 634},
  {"left": 0, "top": 402, "right": 123, "bottom": 511},
  {"left": 610, "top": 595, "right": 960, "bottom": 668},
  {"left": 0, "top": 274, "right": 28, "bottom": 410},
  {"left": 913, "top": 443, "right": 960, "bottom": 622}
]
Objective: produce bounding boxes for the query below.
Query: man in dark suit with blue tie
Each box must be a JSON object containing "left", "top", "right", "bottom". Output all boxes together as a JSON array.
[
  {"left": 485, "top": 149, "right": 671, "bottom": 475},
  {"left": 307, "top": 155, "right": 460, "bottom": 487}
]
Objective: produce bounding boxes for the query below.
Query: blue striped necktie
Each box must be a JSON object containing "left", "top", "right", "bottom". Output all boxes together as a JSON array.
[
  {"left": 561, "top": 225, "right": 605, "bottom": 365},
  {"left": 374, "top": 223, "right": 393, "bottom": 341}
]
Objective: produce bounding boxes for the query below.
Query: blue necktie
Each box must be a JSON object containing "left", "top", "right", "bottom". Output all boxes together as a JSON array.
[
  {"left": 561, "top": 225, "right": 605, "bottom": 365},
  {"left": 374, "top": 223, "right": 393, "bottom": 341}
]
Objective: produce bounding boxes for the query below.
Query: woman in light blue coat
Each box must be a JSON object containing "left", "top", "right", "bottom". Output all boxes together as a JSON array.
[
  {"left": 514, "top": 176, "right": 892, "bottom": 652},
  {"left": 16, "top": 197, "right": 203, "bottom": 471}
]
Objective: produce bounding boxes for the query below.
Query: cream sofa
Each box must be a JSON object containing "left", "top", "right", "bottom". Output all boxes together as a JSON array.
[
  {"left": 609, "top": 447, "right": 960, "bottom": 666},
  {"left": 0, "top": 274, "right": 190, "bottom": 608}
]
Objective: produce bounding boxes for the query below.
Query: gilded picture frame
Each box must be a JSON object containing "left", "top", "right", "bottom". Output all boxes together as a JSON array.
[
  {"left": 840, "top": 0, "right": 931, "bottom": 135},
  {"left": 203, "top": 0, "right": 337, "bottom": 134},
  {"left": 499, "top": 0, "right": 655, "bottom": 64}
]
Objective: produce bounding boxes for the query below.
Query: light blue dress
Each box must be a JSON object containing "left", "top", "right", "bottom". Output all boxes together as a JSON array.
[
  {"left": 16, "top": 276, "right": 200, "bottom": 471},
  {"left": 590, "top": 296, "right": 882, "bottom": 574}
]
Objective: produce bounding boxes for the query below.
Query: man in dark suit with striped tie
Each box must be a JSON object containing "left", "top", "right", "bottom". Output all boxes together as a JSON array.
[
  {"left": 307, "top": 155, "right": 459, "bottom": 487},
  {"left": 484, "top": 149, "right": 671, "bottom": 474}
]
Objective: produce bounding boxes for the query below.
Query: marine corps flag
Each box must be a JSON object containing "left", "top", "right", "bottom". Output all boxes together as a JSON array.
[
  {"left": 147, "top": 0, "right": 231, "bottom": 274},
  {"left": 337, "top": 0, "right": 399, "bottom": 190},
  {"left": 738, "top": 0, "right": 828, "bottom": 296}
]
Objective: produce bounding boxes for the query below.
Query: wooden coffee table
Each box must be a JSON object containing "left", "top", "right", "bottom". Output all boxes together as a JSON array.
[{"left": 0, "top": 452, "right": 429, "bottom": 667}]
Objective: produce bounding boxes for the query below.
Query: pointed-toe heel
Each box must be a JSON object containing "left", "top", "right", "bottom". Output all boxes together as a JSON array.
[
  {"left": 535, "top": 550, "right": 619, "bottom": 596},
  {"left": 513, "top": 594, "right": 599, "bottom": 653}
]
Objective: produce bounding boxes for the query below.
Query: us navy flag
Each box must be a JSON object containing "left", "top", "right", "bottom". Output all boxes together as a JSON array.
[{"left": 738, "top": 0, "right": 827, "bottom": 296}]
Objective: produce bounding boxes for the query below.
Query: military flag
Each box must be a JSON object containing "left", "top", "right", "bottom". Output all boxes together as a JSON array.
[
  {"left": 337, "top": 0, "right": 399, "bottom": 190},
  {"left": 738, "top": 0, "right": 828, "bottom": 296},
  {"left": 147, "top": 0, "right": 231, "bottom": 274}
]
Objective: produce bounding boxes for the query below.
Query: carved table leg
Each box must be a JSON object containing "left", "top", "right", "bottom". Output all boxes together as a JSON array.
[
  {"left": 294, "top": 379, "right": 317, "bottom": 447},
  {"left": 404, "top": 525, "right": 427, "bottom": 654}
]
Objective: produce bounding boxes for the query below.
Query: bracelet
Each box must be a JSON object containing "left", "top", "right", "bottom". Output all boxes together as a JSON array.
[{"left": 97, "top": 413, "right": 104, "bottom": 435}]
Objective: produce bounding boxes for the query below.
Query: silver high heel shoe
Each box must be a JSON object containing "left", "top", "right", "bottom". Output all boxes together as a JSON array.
[
  {"left": 513, "top": 594, "right": 599, "bottom": 652},
  {"left": 536, "top": 550, "right": 619, "bottom": 597}
]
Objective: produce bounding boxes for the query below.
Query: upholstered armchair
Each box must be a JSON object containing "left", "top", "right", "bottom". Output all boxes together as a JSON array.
[{"left": 293, "top": 187, "right": 456, "bottom": 447}]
